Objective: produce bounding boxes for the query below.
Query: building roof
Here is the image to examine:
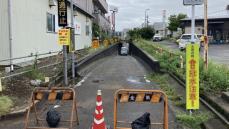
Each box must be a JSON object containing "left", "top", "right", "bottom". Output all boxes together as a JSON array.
[{"left": 182, "top": 10, "right": 229, "bottom": 21}]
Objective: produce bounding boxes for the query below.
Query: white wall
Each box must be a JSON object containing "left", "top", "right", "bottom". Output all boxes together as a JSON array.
[
  {"left": 0, "top": 0, "right": 10, "bottom": 65},
  {"left": 0, "top": 0, "right": 92, "bottom": 65},
  {"left": 185, "top": 26, "right": 204, "bottom": 35},
  {"left": 74, "top": 12, "right": 92, "bottom": 49}
]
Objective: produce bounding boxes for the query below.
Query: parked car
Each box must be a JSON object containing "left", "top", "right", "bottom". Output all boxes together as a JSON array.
[
  {"left": 121, "top": 46, "right": 128, "bottom": 56},
  {"left": 153, "top": 34, "right": 163, "bottom": 41},
  {"left": 178, "top": 34, "right": 201, "bottom": 50}
]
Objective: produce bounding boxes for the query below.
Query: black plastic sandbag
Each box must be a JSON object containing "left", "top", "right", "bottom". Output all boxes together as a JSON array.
[
  {"left": 46, "top": 109, "right": 61, "bottom": 127},
  {"left": 131, "top": 112, "right": 151, "bottom": 129}
]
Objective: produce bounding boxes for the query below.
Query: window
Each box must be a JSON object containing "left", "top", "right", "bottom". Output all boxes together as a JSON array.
[
  {"left": 47, "top": 13, "right": 55, "bottom": 32},
  {"left": 86, "top": 25, "right": 90, "bottom": 36}
]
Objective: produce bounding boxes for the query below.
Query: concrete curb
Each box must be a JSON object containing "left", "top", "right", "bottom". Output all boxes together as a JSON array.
[{"left": 130, "top": 43, "right": 160, "bottom": 72}]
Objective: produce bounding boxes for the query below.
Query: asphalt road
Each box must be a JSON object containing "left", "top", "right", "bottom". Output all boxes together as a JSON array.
[
  {"left": 154, "top": 40, "right": 229, "bottom": 65},
  {"left": 0, "top": 55, "right": 177, "bottom": 129}
]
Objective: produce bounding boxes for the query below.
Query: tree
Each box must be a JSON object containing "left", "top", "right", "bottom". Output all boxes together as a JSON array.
[
  {"left": 140, "top": 27, "right": 155, "bottom": 40},
  {"left": 168, "top": 13, "right": 187, "bottom": 34},
  {"left": 92, "top": 23, "right": 100, "bottom": 37},
  {"left": 128, "top": 27, "right": 155, "bottom": 40}
]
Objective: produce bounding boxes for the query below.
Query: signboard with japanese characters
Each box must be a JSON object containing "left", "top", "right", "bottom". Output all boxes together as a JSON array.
[
  {"left": 58, "top": 29, "right": 70, "bottom": 45},
  {"left": 183, "top": 0, "right": 204, "bottom": 5},
  {"left": 58, "top": 0, "right": 68, "bottom": 27},
  {"left": 118, "top": 93, "right": 162, "bottom": 103},
  {"left": 186, "top": 44, "right": 200, "bottom": 110}
]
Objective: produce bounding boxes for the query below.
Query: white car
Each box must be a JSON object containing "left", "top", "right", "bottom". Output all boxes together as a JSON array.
[
  {"left": 153, "top": 34, "right": 163, "bottom": 41},
  {"left": 121, "top": 46, "right": 128, "bottom": 55},
  {"left": 178, "top": 34, "right": 201, "bottom": 50}
]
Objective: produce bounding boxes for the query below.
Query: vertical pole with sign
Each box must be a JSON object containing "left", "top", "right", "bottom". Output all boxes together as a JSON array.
[
  {"left": 58, "top": 0, "right": 68, "bottom": 86},
  {"left": 183, "top": 0, "right": 203, "bottom": 113}
]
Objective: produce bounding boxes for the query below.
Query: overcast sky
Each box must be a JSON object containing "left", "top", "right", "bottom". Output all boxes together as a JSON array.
[{"left": 107, "top": 0, "right": 229, "bottom": 31}]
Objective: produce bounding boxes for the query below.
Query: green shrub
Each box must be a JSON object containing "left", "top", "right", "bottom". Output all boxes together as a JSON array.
[
  {"left": 0, "top": 96, "right": 13, "bottom": 116},
  {"left": 26, "top": 69, "right": 45, "bottom": 81}
]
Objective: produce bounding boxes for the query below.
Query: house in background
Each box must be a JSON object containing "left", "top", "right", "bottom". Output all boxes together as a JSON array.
[
  {"left": 0, "top": 0, "right": 94, "bottom": 66},
  {"left": 181, "top": 5, "right": 229, "bottom": 44},
  {"left": 152, "top": 22, "right": 169, "bottom": 37}
]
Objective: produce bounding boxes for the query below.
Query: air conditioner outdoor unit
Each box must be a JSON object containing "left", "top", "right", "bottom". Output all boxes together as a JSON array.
[{"left": 49, "top": 0, "right": 57, "bottom": 7}]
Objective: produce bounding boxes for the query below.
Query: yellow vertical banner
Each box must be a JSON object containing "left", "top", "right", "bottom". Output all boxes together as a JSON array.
[
  {"left": 0, "top": 78, "right": 2, "bottom": 92},
  {"left": 186, "top": 44, "right": 200, "bottom": 110}
]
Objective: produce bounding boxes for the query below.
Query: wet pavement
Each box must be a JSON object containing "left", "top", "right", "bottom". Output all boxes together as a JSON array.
[
  {"left": 155, "top": 40, "right": 229, "bottom": 65},
  {"left": 0, "top": 55, "right": 177, "bottom": 129}
]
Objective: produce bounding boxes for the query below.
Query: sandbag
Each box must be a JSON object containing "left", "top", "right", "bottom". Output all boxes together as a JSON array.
[
  {"left": 131, "top": 112, "right": 151, "bottom": 129},
  {"left": 46, "top": 109, "right": 61, "bottom": 127}
]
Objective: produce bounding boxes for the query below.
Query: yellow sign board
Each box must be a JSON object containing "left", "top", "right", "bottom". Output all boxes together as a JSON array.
[
  {"left": 186, "top": 44, "right": 199, "bottom": 110},
  {"left": 103, "top": 39, "right": 109, "bottom": 47},
  {"left": 92, "top": 39, "right": 99, "bottom": 49},
  {"left": 0, "top": 78, "right": 2, "bottom": 92},
  {"left": 58, "top": 29, "right": 70, "bottom": 46}
]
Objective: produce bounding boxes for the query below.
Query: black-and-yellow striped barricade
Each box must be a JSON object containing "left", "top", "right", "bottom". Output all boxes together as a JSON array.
[
  {"left": 113, "top": 89, "right": 168, "bottom": 129},
  {"left": 24, "top": 87, "right": 79, "bottom": 129}
]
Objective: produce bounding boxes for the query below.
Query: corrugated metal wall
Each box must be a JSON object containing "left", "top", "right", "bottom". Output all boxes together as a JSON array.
[{"left": 0, "top": 0, "right": 10, "bottom": 65}]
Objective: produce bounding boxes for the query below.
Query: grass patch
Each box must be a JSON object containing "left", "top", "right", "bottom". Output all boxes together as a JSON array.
[
  {"left": 25, "top": 69, "right": 45, "bottom": 81},
  {"left": 0, "top": 96, "right": 13, "bottom": 116},
  {"left": 176, "top": 112, "right": 212, "bottom": 129},
  {"left": 147, "top": 73, "right": 184, "bottom": 105},
  {"left": 135, "top": 39, "right": 229, "bottom": 93}
]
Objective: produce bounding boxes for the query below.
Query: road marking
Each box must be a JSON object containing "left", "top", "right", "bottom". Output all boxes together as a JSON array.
[{"left": 74, "top": 72, "right": 92, "bottom": 88}]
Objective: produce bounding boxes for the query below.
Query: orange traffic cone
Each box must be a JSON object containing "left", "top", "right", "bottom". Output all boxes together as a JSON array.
[{"left": 91, "top": 90, "right": 107, "bottom": 129}]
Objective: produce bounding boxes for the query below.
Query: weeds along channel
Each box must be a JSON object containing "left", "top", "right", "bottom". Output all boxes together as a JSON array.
[{"left": 147, "top": 73, "right": 213, "bottom": 129}]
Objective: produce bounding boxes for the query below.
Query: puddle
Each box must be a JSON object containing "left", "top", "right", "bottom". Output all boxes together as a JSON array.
[{"left": 126, "top": 76, "right": 157, "bottom": 85}]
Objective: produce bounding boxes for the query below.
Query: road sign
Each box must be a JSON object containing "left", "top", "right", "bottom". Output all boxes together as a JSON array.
[
  {"left": 119, "top": 92, "right": 162, "bottom": 103},
  {"left": 183, "top": 0, "right": 203, "bottom": 5},
  {"left": 58, "top": 0, "right": 68, "bottom": 27},
  {"left": 58, "top": 29, "right": 70, "bottom": 45},
  {"left": 186, "top": 44, "right": 199, "bottom": 110}
]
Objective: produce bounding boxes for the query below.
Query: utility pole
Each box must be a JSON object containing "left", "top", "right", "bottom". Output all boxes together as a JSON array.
[
  {"left": 110, "top": 8, "right": 118, "bottom": 36},
  {"left": 145, "top": 9, "right": 150, "bottom": 27},
  {"left": 162, "top": 10, "right": 167, "bottom": 37},
  {"left": 191, "top": 5, "right": 195, "bottom": 42},
  {"left": 70, "top": 0, "right": 76, "bottom": 79},
  {"left": 8, "top": 0, "right": 13, "bottom": 72},
  {"left": 204, "top": 0, "right": 208, "bottom": 69}
]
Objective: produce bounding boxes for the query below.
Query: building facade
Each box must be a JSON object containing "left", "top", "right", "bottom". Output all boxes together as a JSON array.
[
  {"left": 181, "top": 6, "right": 229, "bottom": 44},
  {"left": 92, "top": 0, "right": 111, "bottom": 37},
  {"left": 0, "top": 0, "right": 94, "bottom": 65},
  {"left": 181, "top": 17, "right": 229, "bottom": 44},
  {"left": 152, "top": 22, "right": 168, "bottom": 37}
]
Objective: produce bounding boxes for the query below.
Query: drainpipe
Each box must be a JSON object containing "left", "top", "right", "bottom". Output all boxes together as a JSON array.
[{"left": 8, "top": 0, "right": 13, "bottom": 72}]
